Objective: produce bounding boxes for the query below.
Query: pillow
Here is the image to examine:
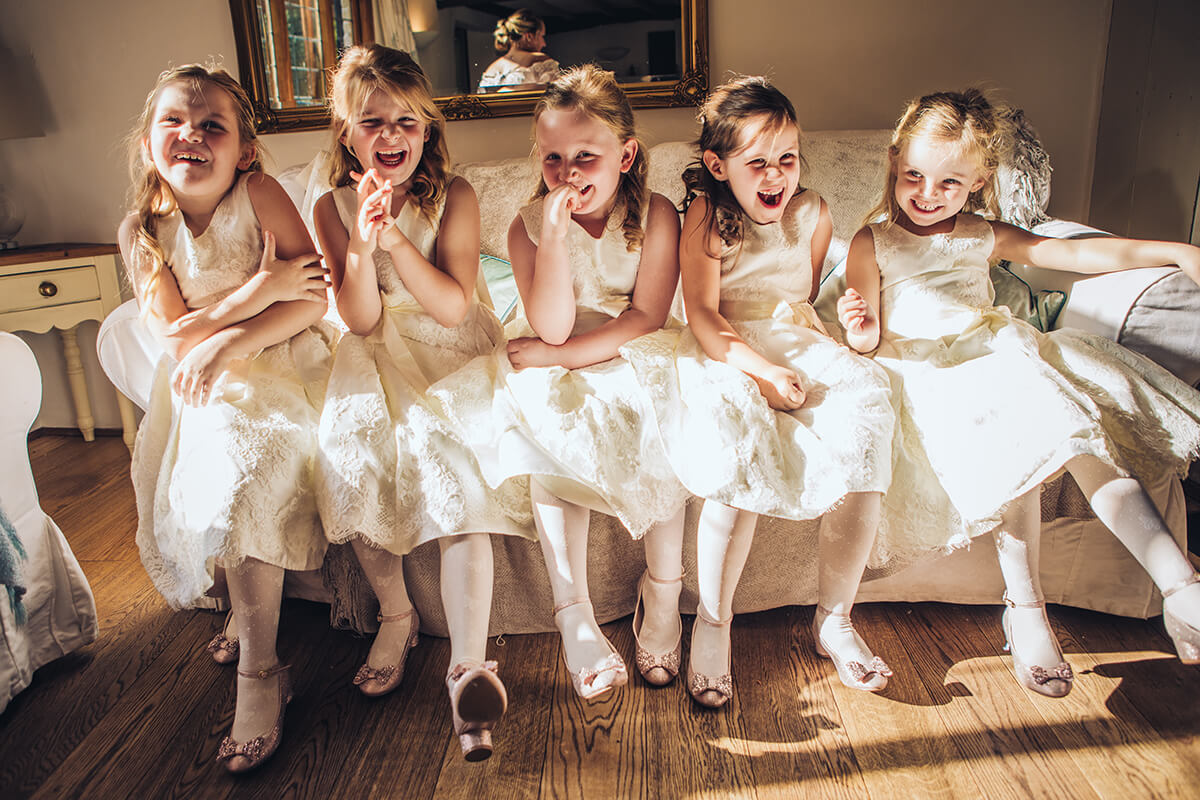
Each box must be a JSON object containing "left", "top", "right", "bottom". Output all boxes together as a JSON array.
[
  {"left": 991, "top": 262, "right": 1066, "bottom": 332},
  {"left": 480, "top": 254, "right": 519, "bottom": 322}
]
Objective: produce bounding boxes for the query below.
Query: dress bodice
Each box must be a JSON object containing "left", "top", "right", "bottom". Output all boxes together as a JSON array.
[
  {"left": 871, "top": 213, "right": 997, "bottom": 339},
  {"left": 717, "top": 189, "right": 822, "bottom": 311},
  {"left": 518, "top": 197, "right": 642, "bottom": 319},
  {"left": 159, "top": 173, "right": 262, "bottom": 309},
  {"left": 478, "top": 57, "right": 559, "bottom": 91},
  {"left": 331, "top": 185, "right": 445, "bottom": 308}
]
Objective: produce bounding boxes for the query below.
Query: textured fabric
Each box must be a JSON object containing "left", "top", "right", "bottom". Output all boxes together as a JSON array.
[
  {"left": 316, "top": 186, "right": 534, "bottom": 556},
  {"left": 131, "top": 174, "right": 335, "bottom": 609},
  {"left": 477, "top": 57, "right": 559, "bottom": 91},
  {"left": 1119, "top": 268, "right": 1200, "bottom": 387},
  {"left": 624, "top": 191, "right": 896, "bottom": 551},
  {"left": 428, "top": 196, "right": 689, "bottom": 538},
  {"left": 871, "top": 214, "right": 1200, "bottom": 550}
]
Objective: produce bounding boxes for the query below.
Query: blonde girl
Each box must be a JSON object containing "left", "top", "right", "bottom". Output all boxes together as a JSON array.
[
  {"left": 119, "top": 64, "right": 333, "bottom": 772},
  {"left": 838, "top": 89, "right": 1200, "bottom": 697},
  {"left": 627, "top": 77, "right": 898, "bottom": 704},
  {"left": 430, "top": 65, "right": 689, "bottom": 700},
  {"left": 314, "top": 45, "right": 529, "bottom": 761},
  {"left": 477, "top": 8, "right": 558, "bottom": 92}
]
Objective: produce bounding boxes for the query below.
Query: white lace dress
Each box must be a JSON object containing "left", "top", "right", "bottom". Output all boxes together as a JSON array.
[
  {"left": 872, "top": 213, "right": 1200, "bottom": 547},
  {"left": 131, "top": 174, "right": 335, "bottom": 609},
  {"left": 316, "top": 186, "right": 533, "bottom": 555},
  {"left": 428, "top": 197, "right": 689, "bottom": 538},
  {"left": 477, "top": 56, "right": 559, "bottom": 91},
  {"left": 624, "top": 190, "right": 897, "bottom": 534}
]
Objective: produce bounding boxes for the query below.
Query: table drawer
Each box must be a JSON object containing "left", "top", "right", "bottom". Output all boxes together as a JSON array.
[{"left": 0, "top": 266, "right": 102, "bottom": 314}]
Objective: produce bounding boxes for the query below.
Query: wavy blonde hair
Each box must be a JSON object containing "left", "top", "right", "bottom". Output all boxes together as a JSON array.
[
  {"left": 494, "top": 9, "right": 544, "bottom": 53},
  {"left": 124, "top": 64, "right": 262, "bottom": 311},
  {"left": 327, "top": 45, "right": 449, "bottom": 224},
  {"left": 681, "top": 76, "right": 805, "bottom": 257},
  {"left": 867, "top": 88, "right": 1011, "bottom": 230},
  {"left": 532, "top": 64, "right": 647, "bottom": 252}
]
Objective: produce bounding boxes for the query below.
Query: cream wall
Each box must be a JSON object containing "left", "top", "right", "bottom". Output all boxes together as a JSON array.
[{"left": 1, "top": 0, "right": 1112, "bottom": 430}]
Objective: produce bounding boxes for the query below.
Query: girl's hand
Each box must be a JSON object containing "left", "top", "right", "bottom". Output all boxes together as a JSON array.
[
  {"left": 543, "top": 183, "right": 583, "bottom": 242},
  {"left": 837, "top": 287, "right": 881, "bottom": 352},
  {"left": 256, "top": 230, "right": 328, "bottom": 303},
  {"left": 753, "top": 364, "right": 806, "bottom": 411},
  {"left": 172, "top": 334, "right": 233, "bottom": 407},
  {"left": 353, "top": 169, "right": 393, "bottom": 248},
  {"left": 507, "top": 336, "right": 559, "bottom": 370}
]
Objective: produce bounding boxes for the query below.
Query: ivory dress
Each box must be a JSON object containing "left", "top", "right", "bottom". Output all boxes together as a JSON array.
[
  {"left": 132, "top": 173, "right": 335, "bottom": 609},
  {"left": 428, "top": 197, "right": 689, "bottom": 538},
  {"left": 477, "top": 56, "right": 559, "bottom": 92},
  {"left": 316, "top": 185, "right": 533, "bottom": 555},
  {"left": 870, "top": 213, "right": 1200, "bottom": 544},
  {"left": 625, "top": 190, "right": 898, "bottom": 543}
]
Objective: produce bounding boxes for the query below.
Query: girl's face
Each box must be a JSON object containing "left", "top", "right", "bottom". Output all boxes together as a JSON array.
[
  {"left": 146, "top": 80, "right": 254, "bottom": 206},
  {"left": 536, "top": 106, "right": 637, "bottom": 223},
  {"left": 703, "top": 115, "right": 801, "bottom": 225},
  {"left": 892, "top": 137, "right": 987, "bottom": 232},
  {"left": 343, "top": 89, "right": 429, "bottom": 190}
]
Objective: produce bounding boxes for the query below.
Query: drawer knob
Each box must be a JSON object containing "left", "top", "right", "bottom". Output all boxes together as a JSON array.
[{"left": 38, "top": 281, "right": 59, "bottom": 298}]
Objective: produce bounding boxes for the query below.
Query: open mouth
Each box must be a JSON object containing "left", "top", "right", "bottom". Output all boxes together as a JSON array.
[
  {"left": 911, "top": 199, "right": 942, "bottom": 214},
  {"left": 376, "top": 149, "right": 408, "bottom": 168},
  {"left": 173, "top": 152, "right": 208, "bottom": 164},
  {"left": 758, "top": 188, "right": 784, "bottom": 208}
]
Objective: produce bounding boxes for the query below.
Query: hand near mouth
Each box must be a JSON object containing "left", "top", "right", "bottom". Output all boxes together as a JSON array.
[
  {"left": 353, "top": 170, "right": 394, "bottom": 248},
  {"left": 544, "top": 183, "right": 584, "bottom": 241}
]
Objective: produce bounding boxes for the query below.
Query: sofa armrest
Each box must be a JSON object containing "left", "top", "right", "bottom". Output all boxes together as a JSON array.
[
  {"left": 1006, "top": 219, "right": 1200, "bottom": 385},
  {"left": 96, "top": 298, "right": 164, "bottom": 412}
]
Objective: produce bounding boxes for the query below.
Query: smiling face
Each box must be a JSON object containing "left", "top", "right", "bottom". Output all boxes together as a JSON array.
[
  {"left": 703, "top": 114, "right": 801, "bottom": 225},
  {"left": 146, "top": 80, "right": 254, "bottom": 209},
  {"left": 891, "top": 137, "right": 987, "bottom": 233},
  {"left": 342, "top": 89, "right": 429, "bottom": 191},
  {"left": 536, "top": 105, "right": 637, "bottom": 223}
]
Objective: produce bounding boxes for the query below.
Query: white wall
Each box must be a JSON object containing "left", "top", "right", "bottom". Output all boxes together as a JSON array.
[{"left": 0, "top": 0, "right": 1113, "bottom": 431}]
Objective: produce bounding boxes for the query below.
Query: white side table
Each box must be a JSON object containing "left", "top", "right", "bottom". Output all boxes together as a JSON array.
[{"left": 0, "top": 243, "right": 136, "bottom": 450}]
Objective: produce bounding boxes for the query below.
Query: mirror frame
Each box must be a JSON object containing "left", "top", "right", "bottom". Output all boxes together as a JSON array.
[{"left": 229, "top": 0, "right": 708, "bottom": 132}]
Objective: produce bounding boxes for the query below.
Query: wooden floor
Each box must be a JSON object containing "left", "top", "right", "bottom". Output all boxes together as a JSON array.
[{"left": 3, "top": 435, "right": 1200, "bottom": 799}]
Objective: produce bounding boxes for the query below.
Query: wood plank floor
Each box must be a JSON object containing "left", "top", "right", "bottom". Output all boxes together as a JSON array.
[{"left": 2, "top": 434, "right": 1199, "bottom": 799}]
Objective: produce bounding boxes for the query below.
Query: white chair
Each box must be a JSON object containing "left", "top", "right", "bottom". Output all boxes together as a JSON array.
[{"left": 0, "top": 331, "right": 98, "bottom": 712}]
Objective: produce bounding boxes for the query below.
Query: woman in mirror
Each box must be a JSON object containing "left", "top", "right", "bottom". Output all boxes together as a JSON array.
[{"left": 478, "top": 9, "right": 559, "bottom": 93}]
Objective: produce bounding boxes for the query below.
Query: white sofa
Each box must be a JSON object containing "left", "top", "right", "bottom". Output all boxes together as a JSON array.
[
  {"left": 1, "top": 332, "right": 98, "bottom": 712},
  {"left": 97, "top": 130, "right": 1196, "bottom": 636}
]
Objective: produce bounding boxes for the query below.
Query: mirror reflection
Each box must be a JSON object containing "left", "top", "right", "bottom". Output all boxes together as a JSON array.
[
  {"left": 232, "top": 0, "right": 705, "bottom": 128},
  {"left": 257, "top": 2, "right": 681, "bottom": 105}
]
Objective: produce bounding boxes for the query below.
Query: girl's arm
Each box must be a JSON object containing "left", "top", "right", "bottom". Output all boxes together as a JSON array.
[
  {"left": 315, "top": 172, "right": 389, "bottom": 335},
  {"left": 171, "top": 298, "right": 327, "bottom": 406},
  {"left": 991, "top": 221, "right": 1200, "bottom": 285},
  {"left": 510, "top": 192, "right": 682, "bottom": 370},
  {"left": 118, "top": 174, "right": 326, "bottom": 360},
  {"left": 839, "top": 226, "right": 883, "bottom": 353},
  {"left": 170, "top": 172, "right": 328, "bottom": 405},
  {"left": 511, "top": 184, "right": 583, "bottom": 345},
  {"left": 380, "top": 176, "right": 478, "bottom": 328},
  {"left": 809, "top": 199, "right": 834, "bottom": 303},
  {"left": 679, "top": 197, "right": 804, "bottom": 410}
]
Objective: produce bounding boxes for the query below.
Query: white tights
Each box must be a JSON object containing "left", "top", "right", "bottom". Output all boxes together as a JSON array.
[
  {"left": 226, "top": 557, "right": 284, "bottom": 743},
  {"left": 532, "top": 481, "right": 684, "bottom": 684}
]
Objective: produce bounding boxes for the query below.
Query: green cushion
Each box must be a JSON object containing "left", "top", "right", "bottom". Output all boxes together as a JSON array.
[
  {"left": 481, "top": 254, "right": 518, "bottom": 322},
  {"left": 991, "top": 262, "right": 1066, "bottom": 332}
]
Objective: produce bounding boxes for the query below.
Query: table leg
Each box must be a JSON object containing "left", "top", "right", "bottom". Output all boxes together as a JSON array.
[
  {"left": 59, "top": 326, "right": 95, "bottom": 442},
  {"left": 115, "top": 390, "right": 137, "bottom": 453}
]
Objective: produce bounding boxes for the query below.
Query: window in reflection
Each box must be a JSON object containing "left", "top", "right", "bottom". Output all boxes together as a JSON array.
[{"left": 257, "top": 0, "right": 359, "bottom": 107}]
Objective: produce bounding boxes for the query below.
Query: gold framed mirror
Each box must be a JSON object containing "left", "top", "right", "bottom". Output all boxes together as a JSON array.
[{"left": 229, "top": 1, "right": 708, "bottom": 132}]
